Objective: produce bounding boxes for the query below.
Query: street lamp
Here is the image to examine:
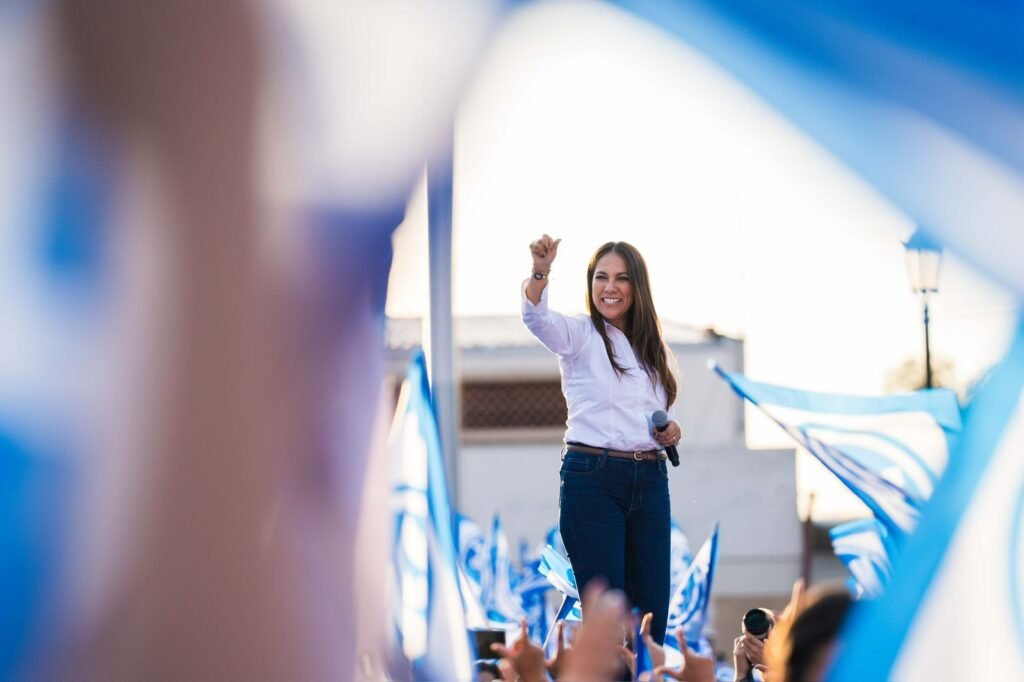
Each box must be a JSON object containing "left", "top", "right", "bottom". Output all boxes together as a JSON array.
[{"left": 903, "top": 230, "right": 943, "bottom": 389}]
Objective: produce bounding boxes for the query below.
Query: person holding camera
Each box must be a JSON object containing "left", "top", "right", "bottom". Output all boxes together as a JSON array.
[
  {"left": 522, "top": 234, "right": 681, "bottom": 644},
  {"left": 733, "top": 607, "right": 775, "bottom": 682}
]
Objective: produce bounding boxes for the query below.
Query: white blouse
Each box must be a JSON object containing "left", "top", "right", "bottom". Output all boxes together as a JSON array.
[{"left": 521, "top": 282, "right": 677, "bottom": 452}]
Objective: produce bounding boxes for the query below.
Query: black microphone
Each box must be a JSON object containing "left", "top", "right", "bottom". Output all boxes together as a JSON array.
[{"left": 652, "top": 410, "right": 680, "bottom": 467}]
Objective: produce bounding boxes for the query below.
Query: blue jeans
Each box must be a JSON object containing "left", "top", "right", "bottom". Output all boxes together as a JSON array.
[{"left": 558, "top": 448, "right": 671, "bottom": 644}]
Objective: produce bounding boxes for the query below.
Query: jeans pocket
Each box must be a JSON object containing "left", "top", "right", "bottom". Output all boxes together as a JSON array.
[{"left": 560, "top": 452, "right": 603, "bottom": 477}]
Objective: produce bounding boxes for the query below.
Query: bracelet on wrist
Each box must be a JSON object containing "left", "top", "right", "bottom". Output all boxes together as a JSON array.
[{"left": 532, "top": 270, "right": 549, "bottom": 280}]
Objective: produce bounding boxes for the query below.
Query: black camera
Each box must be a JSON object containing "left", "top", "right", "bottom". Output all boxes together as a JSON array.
[{"left": 742, "top": 608, "right": 774, "bottom": 640}]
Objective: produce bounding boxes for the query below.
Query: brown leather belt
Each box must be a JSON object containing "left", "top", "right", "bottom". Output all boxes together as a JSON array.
[{"left": 566, "top": 442, "right": 666, "bottom": 462}]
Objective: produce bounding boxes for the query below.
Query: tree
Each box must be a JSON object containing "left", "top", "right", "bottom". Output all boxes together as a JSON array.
[{"left": 884, "top": 356, "right": 957, "bottom": 394}]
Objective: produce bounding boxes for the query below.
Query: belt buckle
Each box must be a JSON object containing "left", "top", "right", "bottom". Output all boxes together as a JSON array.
[{"left": 633, "top": 450, "right": 643, "bottom": 461}]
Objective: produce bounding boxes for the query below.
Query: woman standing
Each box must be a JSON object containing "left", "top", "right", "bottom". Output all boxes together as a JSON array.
[{"left": 521, "top": 234, "right": 681, "bottom": 644}]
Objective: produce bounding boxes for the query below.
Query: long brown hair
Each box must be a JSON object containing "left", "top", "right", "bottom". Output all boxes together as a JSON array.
[{"left": 585, "top": 242, "right": 677, "bottom": 409}]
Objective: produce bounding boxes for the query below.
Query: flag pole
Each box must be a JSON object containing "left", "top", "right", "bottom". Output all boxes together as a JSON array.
[{"left": 426, "top": 125, "right": 460, "bottom": 504}]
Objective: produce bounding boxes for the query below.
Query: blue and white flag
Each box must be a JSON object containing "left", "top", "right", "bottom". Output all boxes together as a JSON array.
[
  {"left": 480, "top": 514, "right": 525, "bottom": 626},
  {"left": 455, "top": 513, "right": 486, "bottom": 597},
  {"left": 829, "top": 519, "right": 894, "bottom": 599},
  {"left": 453, "top": 513, "right": 489, "bottom": 628},
  {"left": 667, "top": 523, "right": 719, "bottom": 646},
  {"left": 457, "top": 561, "right": 489, "bottom": 631},
  {"left": 515, "top": 542, "right": 550, "bottom": 595},
  {"left": 517, "top": 562, "right": 554, "bottom": 646},
  {"left": 714, "top": 366, "right": 962, "bottom": 540},
  {"left": 669, "top": 520, "right": 694, "bottom": 608},
  {"left": 515, "top": 542, "right": 555, "bottom": 643},
  {"left": 387, "top": 350, "right": 474, "bottom": 680},
  {"left": 539, "top": 547, "right": 583, "bottom": 622},
  {"left": 539, "top": 546, "right": 579, "bottom": 602},
  {"left": 831, "top": 323, "right": 1024, "bottom": 682}
]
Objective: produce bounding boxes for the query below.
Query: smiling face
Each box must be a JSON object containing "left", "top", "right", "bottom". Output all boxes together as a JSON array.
[{"left": 590, "top": 252, "right": 633, "bottom": 331}]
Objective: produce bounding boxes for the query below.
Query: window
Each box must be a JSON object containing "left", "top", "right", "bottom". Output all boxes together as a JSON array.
[{"left": 461, "top": 380, "right": 566, "bottom": 429}]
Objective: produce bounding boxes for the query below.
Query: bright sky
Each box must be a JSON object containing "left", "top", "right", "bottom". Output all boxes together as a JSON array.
[{"left": 384, "top": 2, "right": 1017, "bottom": 518}]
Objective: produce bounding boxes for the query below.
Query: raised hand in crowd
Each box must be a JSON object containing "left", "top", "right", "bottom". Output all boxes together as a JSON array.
[
  {"left": 780, "top": 578, "right": 809, "bottom": 625},
  {"left": 654, "top": 628, "right": 716, "bottom": 682},
  {"left": 492, "top": 584, "right": 628, "bottom": 682},
  {"left": 545, "top": 620, "right": 569, "bottom": 679},
  {"left": 556, "top": 583, "right": 629, "bottom": 681},
  {"left": 620, "top": 612, "right": 668, "bottom": 681},
  {"left": 764, "top": 578, "right": 807, "bottom": 682},
  {"left": 491, "top": 620, "right": 547, "bottom": 682}
]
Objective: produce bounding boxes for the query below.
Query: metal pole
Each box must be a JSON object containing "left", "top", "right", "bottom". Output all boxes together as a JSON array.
[
  {"left": 426, "top": 132, "right": 460, "bottom": 502},
  {"left": 923, "top": 296, "right": 933, "bottom": 389},
  {"left": 801, "top": 493, "right": 815, "bottom": 585}
]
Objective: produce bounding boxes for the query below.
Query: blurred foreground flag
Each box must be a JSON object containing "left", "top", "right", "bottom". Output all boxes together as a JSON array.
[
  {"left": 610, "top": 1, "right": 1024, "bottom": 300},
  {"left": 830, "top": 323, "right": 1024, "bottom": 681},
  {"left": 713, "top": 366, "right": 961, "bottom": 540},
  {"left": 829, "top": 519, "right": 894, "bottom": 599},
  {"left": 667, "top": 522, "right": 719, "bottom": 647},
  {"left": 387, "top": 350, "right": 473, "bottom": 680}
]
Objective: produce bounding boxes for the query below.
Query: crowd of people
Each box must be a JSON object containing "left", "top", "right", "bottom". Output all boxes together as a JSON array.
[{"left": 476, "top": 579, "right": 852, "bottom": 682}]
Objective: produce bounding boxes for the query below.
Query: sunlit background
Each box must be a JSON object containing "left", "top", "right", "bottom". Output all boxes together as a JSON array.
[
  {"left": 4, "top": 0, "right": 1020, "bottom": 678},
  {"left": 385, "top": 1, "right": 1016, "bottom": 520}
]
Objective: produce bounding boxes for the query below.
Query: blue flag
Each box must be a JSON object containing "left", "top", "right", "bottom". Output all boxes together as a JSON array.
[
  {"left": 831, "top": 322, "right": 1024, "bottom": 681},
  {"left": 387, "top": 350, "right": 474, "bottom": 680},
  {"left": 829, "top": 519, "right": 894, "bottom": 599},
  {"left": 452, "top": 514, "right": 489, "bottom": 629},
  {"left": 667, "top": 523, "right": 720, "bottom": 646},
  {"left": 669, "top": 520, "right": 694, "bottom": 611},
  {"left": 539, "top": 546, "right": 579, "bottom": 602},
  {"left": 455, "top": 513, "right": 486, "bottom": 593},
  {"left": 539, "top": 546, "right": 583, "bottom": 624},
  {"left": 714, "top": 366, "right": 961, "bottom": 541},
  {"left": 516, "top": 543, "right": 554, "bottom": 644},
  {"left": 480, "top": 514, "right": 525, "bottom": 626}
]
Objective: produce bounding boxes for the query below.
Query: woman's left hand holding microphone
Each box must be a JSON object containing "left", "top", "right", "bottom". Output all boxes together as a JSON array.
[{"left": 653, "top": 420, "right": 681, "bottom": 447}]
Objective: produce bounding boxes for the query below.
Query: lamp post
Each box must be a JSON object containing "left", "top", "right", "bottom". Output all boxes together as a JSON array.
[{"left": 903, "top": 230, "right": 943, "bottom": 389}]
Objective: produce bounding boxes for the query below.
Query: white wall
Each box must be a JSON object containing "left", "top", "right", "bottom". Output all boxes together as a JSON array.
[
  {"left": 457, "top": 442, "right": 562, "bottom": 549},
  {"left": 674, "top": 446, "right": 801, "bottom": 596},
  {"left": 671, "top": 340, "right": 747, "bottom": 448},
  {"left": 457, "top": 440, "right": 800, "bottom": 598}
]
